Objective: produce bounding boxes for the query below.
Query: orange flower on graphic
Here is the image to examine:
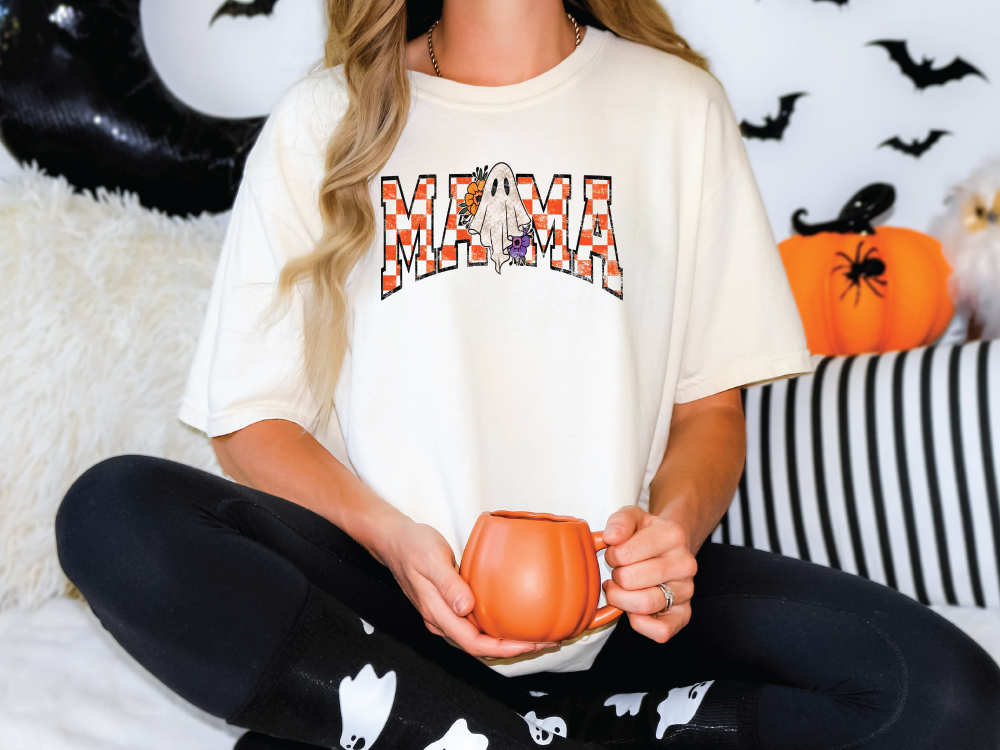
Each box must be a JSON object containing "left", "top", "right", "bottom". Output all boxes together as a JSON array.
[
  {"left": 465, "top": 181, "right": 485, "bottom": 212},
  {"left": 458, "top": 165, "right": 489, "bottom": 225}
]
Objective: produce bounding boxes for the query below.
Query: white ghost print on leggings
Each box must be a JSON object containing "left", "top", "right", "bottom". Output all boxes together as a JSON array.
[
  {"left": 523, "top": 711, "right": 567, "bottom": 745},
  {"left": 339, "top": 664, "right": 397, "bottom": 750},
  {"left": 603, "top": 692, "right": 648, "bottom": 717},
  {"left": 423, "top": 719, "right": 489, "bottom": 750},
  {"left": 655, "top": 681, "right": 714, "bottom": 739}
]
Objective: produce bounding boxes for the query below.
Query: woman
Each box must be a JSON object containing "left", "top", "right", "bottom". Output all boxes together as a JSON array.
[{"left": 56, "top": 1, "right": 1000, "bottom": 749}]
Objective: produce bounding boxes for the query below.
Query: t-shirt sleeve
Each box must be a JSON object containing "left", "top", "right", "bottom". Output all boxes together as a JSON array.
[
  {"left": 179, "top": 73, "right": 345, "bottom": 438},
  {"left": 673, "top": 94, "right": 813, "bottom": 404}
]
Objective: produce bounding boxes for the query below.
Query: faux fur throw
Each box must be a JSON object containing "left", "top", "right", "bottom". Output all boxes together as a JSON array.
[{"left": 0, "top": 165, "right": 225, "bottom": 610}]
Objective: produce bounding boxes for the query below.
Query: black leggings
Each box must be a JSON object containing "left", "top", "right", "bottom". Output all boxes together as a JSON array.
[{"left": 56, "top": 456, "right": 1000, "bottom": 750}]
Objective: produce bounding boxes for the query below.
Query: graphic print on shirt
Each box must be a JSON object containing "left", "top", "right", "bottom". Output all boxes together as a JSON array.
[
  {"left": 339, "top": 664, "right": 397, "bottom": 750},
  {"left": 654, "top": 681, "right": 714, "bottom": 739},
  {"left": 423, "top": 719, "right": 489, "bottom": 750},
  {"left": 381, "top": 166, "right": 622, "bottom": 299},
  {"left": 467, "top": 162, "right": 531, "bottom": 273},
  {"left": 604, "top": 692, "right": 648, "bottom": 717},
  {"left": 522, "top": 711, "right": 568, "bottom": 745}
]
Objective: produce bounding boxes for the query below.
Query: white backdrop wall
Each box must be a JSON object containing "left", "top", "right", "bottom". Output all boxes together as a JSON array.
[
  {"left": 2, "top": 0, "right": 997, "bottom": 239},
  {"left": 668, "top": 0, "right": 1000, "bottom": 238}
]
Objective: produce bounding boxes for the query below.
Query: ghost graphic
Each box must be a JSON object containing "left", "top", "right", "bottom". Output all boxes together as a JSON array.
[
  {"left": 603, "top": 693, "right": 647, "bottom": 717},
  {"left": 468, "top": 162, "right": 531, "bottom": 275},
  {"left": 422, "top": 719, "right": 489, "bottom": 750},
  {"left": 339, "top": 664, "right": 397, "bottom": 750},
  {"left": 360, "top": 618, "right": 375, "bottom": 635},
  {"left": 654, "top": 681, "right": 713, "bottom": 739},
  {"left": 522, "top": 711, "right": 567, "bottom": 746}
]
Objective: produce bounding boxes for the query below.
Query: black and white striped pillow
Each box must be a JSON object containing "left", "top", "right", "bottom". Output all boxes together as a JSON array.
[{"left": 713, "top": 341, "right": 1000, "bottom": 610}]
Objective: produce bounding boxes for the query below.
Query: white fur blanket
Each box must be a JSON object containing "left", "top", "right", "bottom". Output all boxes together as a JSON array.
[{"left": 0, "top": 166, "right": 224, "bottom": 610}]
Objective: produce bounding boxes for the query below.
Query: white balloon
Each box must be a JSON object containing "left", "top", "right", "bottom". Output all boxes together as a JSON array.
[{"left": 141, "top": 0, "right": 328, "bottom": 119}]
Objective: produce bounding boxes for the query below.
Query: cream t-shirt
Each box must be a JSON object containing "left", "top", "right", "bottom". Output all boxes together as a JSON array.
[{"left": 180, "top": 29, "right": 813, "bottom": 676}]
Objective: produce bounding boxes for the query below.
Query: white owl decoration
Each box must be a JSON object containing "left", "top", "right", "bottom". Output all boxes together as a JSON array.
[{"left": 931, "top": 159, "right": 1000, "bottom": 340}]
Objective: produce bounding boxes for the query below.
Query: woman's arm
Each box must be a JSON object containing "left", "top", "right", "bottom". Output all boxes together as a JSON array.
[
  {"left": 212, "top": 420, "right": 554, "bottom": 659},
  {"left": 602, "top": 388, "right": 745, "bottom": 643}
]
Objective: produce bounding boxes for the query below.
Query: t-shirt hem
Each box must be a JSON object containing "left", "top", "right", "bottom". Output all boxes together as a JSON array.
[
  {"left": 179, "top": 400, "right": 317, "bottom": 439},
  {"left": 674, "top": 350, "right": 814, "bottom": 404},
  {"left": 483, "top": 620, "right": 618, "bottom": 676}
]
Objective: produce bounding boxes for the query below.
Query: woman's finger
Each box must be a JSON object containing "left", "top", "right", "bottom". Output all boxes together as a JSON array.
[
  {"left": 604, "top": 579, "right": 693, "bottom": 615},
  {"left": 611, "top": 554, "right": 697, "bottom": 592},
  {"left": 600, "top": 505, "right": 645, "bottom": 546},
  {"left": 411, "top": 568, "right": 555, "bottom": 658},
  {"left": 421, "top": 554, "right": 476, "bottom": 616},
  {"left": 605, "top": 519, "right": 688, "bottom": 568},
  {"left": 627, "top": 603, "right": 692, "bottom": 644},
  {"left": 425, "top": 595, "right": 552, "bottom": 658}
]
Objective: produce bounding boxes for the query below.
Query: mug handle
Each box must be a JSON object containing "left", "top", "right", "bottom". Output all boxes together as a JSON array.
[{"left": 589, "top": 531, "right": 624, "bottom": 630}]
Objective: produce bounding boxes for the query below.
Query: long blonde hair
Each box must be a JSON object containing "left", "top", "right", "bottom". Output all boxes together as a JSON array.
[{"left": 277, "top": 0, "right": 708, "bottom": 422}]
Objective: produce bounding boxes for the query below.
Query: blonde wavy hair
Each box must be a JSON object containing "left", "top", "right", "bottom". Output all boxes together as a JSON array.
[{"left": 277, "top": 0, "right": 708, "bottom": 422}]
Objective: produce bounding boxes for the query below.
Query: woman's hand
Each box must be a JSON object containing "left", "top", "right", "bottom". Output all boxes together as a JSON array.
[
  {"left": 602, "top": 505, "right": 697, "bottom": 644},
  {"left": 383, "top": 520, "right": 557, "bottom": 660}
]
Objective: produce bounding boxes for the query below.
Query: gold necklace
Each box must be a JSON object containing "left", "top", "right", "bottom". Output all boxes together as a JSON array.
[{"left": 426, "top": 13, "right": 580, "bottom": 79}]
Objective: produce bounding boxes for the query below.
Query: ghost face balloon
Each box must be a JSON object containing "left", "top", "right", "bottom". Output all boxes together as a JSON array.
[{"left": 468, "top": 162, "right": 531, "bottom": 274}]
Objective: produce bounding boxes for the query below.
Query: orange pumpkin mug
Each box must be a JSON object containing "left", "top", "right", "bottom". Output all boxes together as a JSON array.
[{"left": 459, "top": 511, "right": 623, "bottom": 643}]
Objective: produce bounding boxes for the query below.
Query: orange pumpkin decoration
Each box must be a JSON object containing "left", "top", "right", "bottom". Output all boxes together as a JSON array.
[{"left": 779, "top": 184, "right": 954, "bottom": 356}]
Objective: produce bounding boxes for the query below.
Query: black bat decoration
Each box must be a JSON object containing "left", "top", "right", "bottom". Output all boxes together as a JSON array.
[
  {"left": 814, "top": 0, "right": 849, "bottom": 5},
  {"left": 879, "top": 130, "right": 951, "bottom": 158},
  {"left": 211, "top": 0, "right": 281, "bottom": 25},
  {"left": 739, "top": 93, "right": 807, "bottom": 141},
  {"left": 868, "top": 40, "right": 987, "bottom": 90}
]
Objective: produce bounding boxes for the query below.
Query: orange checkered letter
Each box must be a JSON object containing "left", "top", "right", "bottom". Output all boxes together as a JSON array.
[
  {"left": 574, "top": 177, "right": 623, "bottom": 299},
  {"left": 516, "top": 174, "right": 572, "bottom": 273},
  {"left": 441, "top": 175, "right": 489, "bottom": 269},
  {"left": 381, "top": 175, "right": 438, "bottom": 299}
]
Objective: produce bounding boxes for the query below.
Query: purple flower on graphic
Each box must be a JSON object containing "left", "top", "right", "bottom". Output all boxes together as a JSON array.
[{"left": 507, "top": 226, "right": 531, "bottom": 265}]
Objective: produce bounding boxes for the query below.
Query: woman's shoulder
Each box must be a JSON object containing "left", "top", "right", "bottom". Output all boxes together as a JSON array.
[
  {"left": 600, "top": 32, "right": 725, "bottom": 107},
  {"left": 269, "top": 66, "right": 350, "bottom": 146},
  {"left": 244, "top": 66, "right": 349, "bottom": 182}
]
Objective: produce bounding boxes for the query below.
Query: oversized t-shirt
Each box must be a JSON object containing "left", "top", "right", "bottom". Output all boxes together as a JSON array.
[{"left": 180, "top": 28, "right": 813, "bottom": 676}]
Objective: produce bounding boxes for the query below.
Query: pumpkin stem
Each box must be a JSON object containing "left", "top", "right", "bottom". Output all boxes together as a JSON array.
[{"left": 792, "top": 183, "right": 896, "bottom": 236}]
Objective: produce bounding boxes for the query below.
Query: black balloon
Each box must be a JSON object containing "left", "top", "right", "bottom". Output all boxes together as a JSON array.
[{"left": 0, "top": 0, "right": 265, "bottom": 215}]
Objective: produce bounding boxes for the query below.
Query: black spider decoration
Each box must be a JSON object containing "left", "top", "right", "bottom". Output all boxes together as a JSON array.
[{"left": 833, "top": 241, "right": 887, "bottom": 305}]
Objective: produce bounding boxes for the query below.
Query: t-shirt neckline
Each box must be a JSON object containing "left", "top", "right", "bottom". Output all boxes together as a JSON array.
[{"left": 409, "top": 27, "right": 607, "bottom": 108}]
